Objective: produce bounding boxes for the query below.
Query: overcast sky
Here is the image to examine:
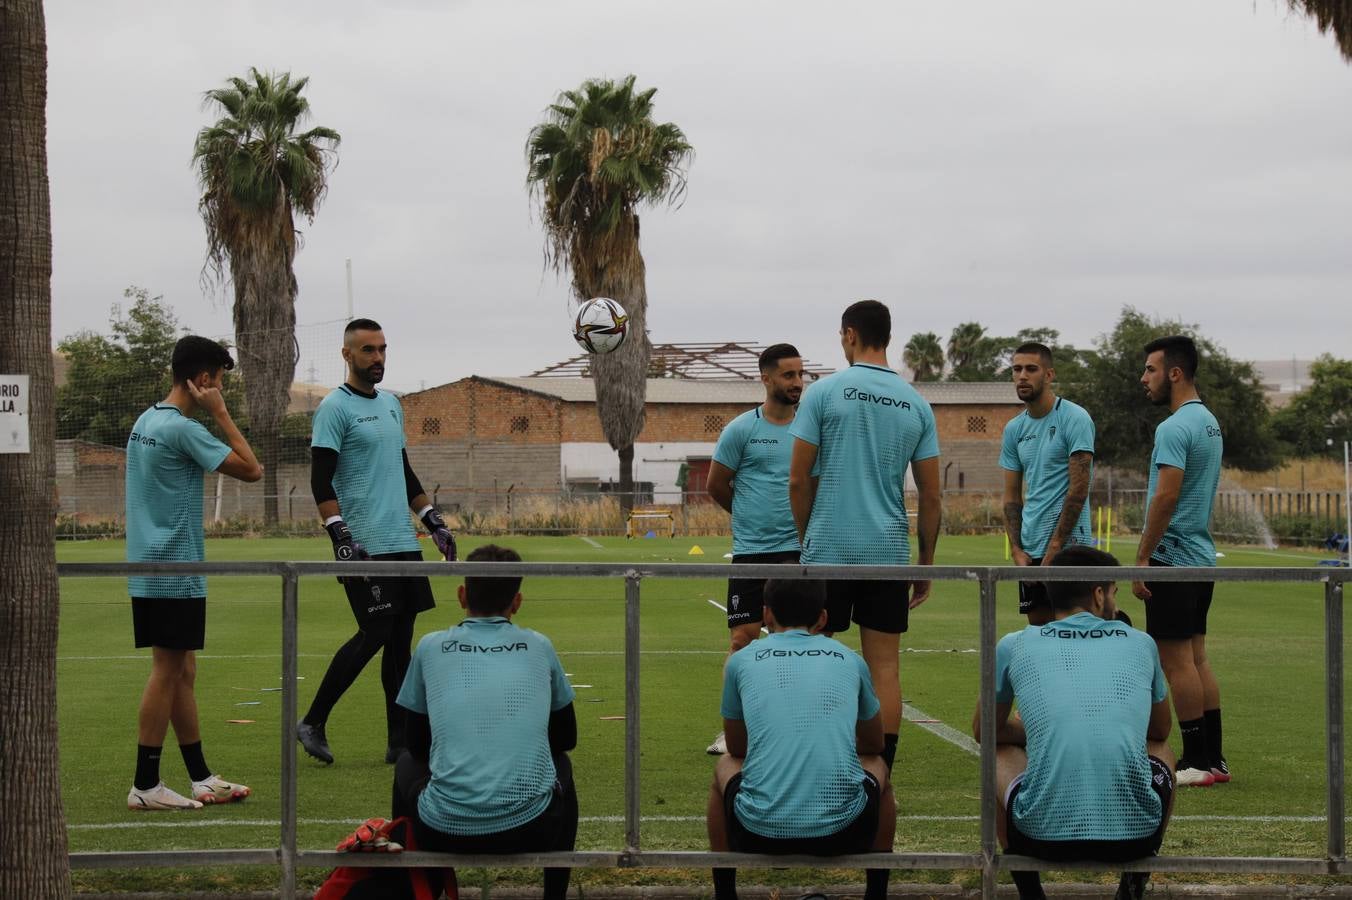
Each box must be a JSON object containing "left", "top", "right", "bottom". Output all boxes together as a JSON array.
[{"left": 45, "top": 0, "right": 1352, "bottom": 393}]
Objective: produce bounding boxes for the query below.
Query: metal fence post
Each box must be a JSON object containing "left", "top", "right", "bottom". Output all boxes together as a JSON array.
[
  {"left": 979, "top": 572, "right": 998, "bottom": 899},
  {"left": 1327, "top": 577, "right": 1345, "bottom": 862},
  {"left": 625, "top": 572, "right": 642, "bottom": 853},
  {"left": 281, "top": 566, "right": 299, "bottom": 900}
]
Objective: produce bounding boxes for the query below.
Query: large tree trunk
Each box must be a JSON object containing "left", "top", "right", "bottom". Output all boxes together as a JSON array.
[
  {"left": 229, "top": 211, "right": 298, "bottom": 525},
  {"left": 0, "top": 1, "right": 72, "bottom": 896}
]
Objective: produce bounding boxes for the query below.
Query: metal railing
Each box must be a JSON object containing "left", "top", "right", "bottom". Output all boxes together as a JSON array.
[{"left": 58, "top": 560, "right": 1352, "bottom": 898}]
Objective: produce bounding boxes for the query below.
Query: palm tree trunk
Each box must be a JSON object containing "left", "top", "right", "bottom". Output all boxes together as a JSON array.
[{"left": 0, "top": 1, "right": 73, "bottom": 895}]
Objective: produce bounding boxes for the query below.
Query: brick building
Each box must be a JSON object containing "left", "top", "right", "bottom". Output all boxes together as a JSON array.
[{"left": 398, "top": 376, "right": 1019, "bottom": 509}]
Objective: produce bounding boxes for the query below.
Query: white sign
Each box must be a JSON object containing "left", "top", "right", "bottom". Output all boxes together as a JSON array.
[{"left": 0, "top": 375, "right": 30, "bottom": 454}]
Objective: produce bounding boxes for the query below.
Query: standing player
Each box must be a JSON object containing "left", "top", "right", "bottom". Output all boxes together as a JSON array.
[
  {"left": 298, "top": 319, "right": 457, "bottom": 766},
  {"left": 704, "top": 343, "right": 805, "bottom": 755},
  {"left": 789, "top": 299, "right": 942, "bottom": 773},
  {"left": 1000, "top": 342, "right": 1096, "bottom": 625},
  {"left": 126, "top": 337, "right": 262, "bottom": 810},
  {"left": 1132, "top": 335, "right": 1226, "bottom": 787}
]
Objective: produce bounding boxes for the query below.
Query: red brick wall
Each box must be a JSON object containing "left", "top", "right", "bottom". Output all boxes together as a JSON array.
[
  {"left": 400, "top": 380, "right": 563, "bottom": 447},
  {"left": 560, "top": 402, "right": 759, "bottom": 443},
  {"left": 934, "top": 404, "right": 1019, "bottom": 443}
]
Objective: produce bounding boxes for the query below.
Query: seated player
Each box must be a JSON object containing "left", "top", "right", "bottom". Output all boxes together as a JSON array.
[
  {"left": 706, "top": 578, "right": 895, "bottom": 900},
  {"left": 973, "top": 545, "right": 1176, "bottom": 900},
  {"left": 392, "top": 544, "right": 578, "bottom": 899}
]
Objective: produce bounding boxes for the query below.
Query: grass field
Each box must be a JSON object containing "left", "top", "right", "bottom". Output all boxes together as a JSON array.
[{"left": 57, "top": 534, "right": 1348, "bottom": 895}]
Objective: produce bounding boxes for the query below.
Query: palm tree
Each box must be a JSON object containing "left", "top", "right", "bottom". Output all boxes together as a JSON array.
[
  {"left": 902, "top": 332, "right": 944, "bottom": 382},
  {"left": 0, "top": 1, "right": 71, "bottom": 895},
  {"left": 526, "top": 75, "right": 692, "bottom": 510},
  {"left": 193, "top": 68, "right": 339, "bottom": 523},
  {"left": 1289, "top": 0, "right": 1352, "bottom": 61},
  {"left": 946, "top": 321, "right": 988, "bottom": 380}
]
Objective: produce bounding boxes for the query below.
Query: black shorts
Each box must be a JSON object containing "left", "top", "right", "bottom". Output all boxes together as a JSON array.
[
  {"left": 825, "top": 579, "right": 909, "bottom": 634},
  {"left": 1006, "top": 756, "right": 1172, "bottom": 862},
  {"left": 1144, "top": 559, "right": 1213, "bottom": 640},
  {"left": 1017, "top": 559, "right": 1049, "bottom": 615},
  {"left": 132, "top": 597, "right": 206, "bottom": 650},
  {"left": 727, "top": 550, "right": 801, "bottom": 628},
  {"left": 724, "top": 770, "right": 881, "bottom": 854},
  {"left": 341, "top": 550, "right": 437, "bottom": 626}
]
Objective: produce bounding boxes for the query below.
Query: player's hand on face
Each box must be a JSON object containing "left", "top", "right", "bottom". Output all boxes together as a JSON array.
[
  {"left": 908, "top": 580, "right": 932, "bottom": 609},
  {"left": 1011, "top": 548, "right": 1033, "bottom": 567},
  {"left": 186, "top": 377, "right": 227, "bottom": 417},
  {"left": 1131, "top": 580, "right": 1151, "bottom": 601}
]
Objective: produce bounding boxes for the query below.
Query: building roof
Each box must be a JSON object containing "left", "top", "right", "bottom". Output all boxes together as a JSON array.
[
  {"left": 477, "top": 376, "right": 1017, "bottom": 406},
  {"left": 531, "top": 341, "right": 832, "bottom": 380}
]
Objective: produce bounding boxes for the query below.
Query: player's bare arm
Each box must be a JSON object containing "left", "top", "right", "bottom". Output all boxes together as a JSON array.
[
  {"left": 187, "top": 377, "right": 262, "bottom": 483},
  {"left": 788, "top": 438, "right": 819, "bottom": 545},
  {"left": 1132, "top": 465, "right": 1184, "bottom": 600},
  {"left": 706, "top": 461, "right": 736, "bottom": 514},
  {"left": 1001, "top": 469, "right": 1030, "bottom": 567},
  {"left": 909, "top": 455, "right": 942, "bottom": 608},
  {"left": 855, "top": 712, "right": 884, "bottom": 756},
  {"left": 1147, "top": 697, "right": 1173, "bottom": 743},
  {"left": 1041, "top": 450, "right": 1093, "bottom": 565},
  {"left": 721, "top": 718, "right": 749, "bottom": 759},
  {"left": 972, "top": 700, "right": 1025, "bottom": 746}
]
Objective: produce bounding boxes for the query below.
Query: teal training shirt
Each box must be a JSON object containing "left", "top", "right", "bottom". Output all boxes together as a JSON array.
[
  {"left": 998, "top": 397, "right": 1096, "bottom": 559},
  {"left": 721, "top": 630, "right": 881, "bottom": 838},
  {"left": 397, "top": 617, "right": 575, "bottom": 836},
  {"left": 995, "top": 612, "right": 1168, "bottom": 842},
  {"left": 311, "top": 385, "right": 419, "bottom": 554},
  {"left": 712, "top": 406, "right": 800, "bottom": 555},
  {"left": 789, "top": 364, "right": 939, "bottom": 565},
  {"left": 1146, "top": 400, "right": 1223, "bottom": 567},
  {"left": 125, "top": 404, "right": 231, "bottom": 599}
]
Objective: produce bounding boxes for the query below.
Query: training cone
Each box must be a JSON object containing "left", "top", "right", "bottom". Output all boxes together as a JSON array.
[
  {"left": 645, "top": 530, "right": 656, "bottom": 539},
  {"left": 688, "top": 545, "right": 704, "bottom": 556}
]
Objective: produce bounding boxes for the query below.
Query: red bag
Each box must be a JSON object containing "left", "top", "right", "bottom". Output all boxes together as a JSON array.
[{"left": 315, "top": 817, "right": 457, "bottom": 900}]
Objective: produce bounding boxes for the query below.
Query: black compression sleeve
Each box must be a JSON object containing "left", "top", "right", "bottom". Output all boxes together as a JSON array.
[
  {"left": 406, "top": 711, "right": 432, "bottom": 764},
  {"left": 548, "top": 703, "right": 578, "bottom": 754},
  {"left": 311, "top": 447, "right": 339, "bottom": 505},
  {"left": 402, "top": 450, "right": 425, "bottom": 505}
]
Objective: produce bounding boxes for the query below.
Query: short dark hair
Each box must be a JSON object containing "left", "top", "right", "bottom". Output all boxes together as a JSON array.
[
  {"left": 1045, "top": 545, "right": 1119, "bottom": 612},
  {"left": 344, "top": 318, "right": 383, "bottom": 336},
  {"left": 758, "top": 343, "right": 802, "bottom": 373},
  {"left": 763, "top": 578, "right": 826, "bottom": 628},
  {"left": 1143, "top": 335, "right": 1198, "bottom": 380},
  {"left": 1013, "top": 342, "right": 1053, "bottom": 367},
  {"left": 841, "top": 300, "right": 890, "bottom": 350},
  {"left": 171, "top": 336, "right": 234, "bottom": 384},
  {"left": 463, "top": 544, "right": 522, "bottom": 615}
]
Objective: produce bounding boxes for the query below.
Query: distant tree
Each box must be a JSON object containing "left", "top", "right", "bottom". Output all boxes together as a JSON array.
[
  {"left": 945, "top": 322, "right": 987, "bottom": 380},
  {"left": 1060, "top": 307, "right": 1280, "bottom": 471},
  {"left": 1289, "top": 0, "right": 1352, "bottom": 62},
  {"left": 1272, "top": 355, "right": 1352, "bottom": 456},
  {"left": 902, "top": 332, "right": 944, "bottom": 381}
]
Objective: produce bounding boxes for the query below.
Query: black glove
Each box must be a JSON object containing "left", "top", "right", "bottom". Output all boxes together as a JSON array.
[
  {"left": 420, "top": 507, "right": 457, "bottom": 561},
  {"left": 325, "top": 518, "right": 370, "bottom": 584}
]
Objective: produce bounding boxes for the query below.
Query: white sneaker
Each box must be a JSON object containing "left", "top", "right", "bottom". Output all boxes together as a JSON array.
[
  {"left": 128, "top": 782, "right": 204, "bottom": 811},
  {"left": 191, "top": 774, "right": 251, "bottom": 805},
  {"left": 1175, "top": 766, "right": 1216, "bottom": 787},
  {"left": 706, "top": 731, "right": 727, "bottom": 755}
]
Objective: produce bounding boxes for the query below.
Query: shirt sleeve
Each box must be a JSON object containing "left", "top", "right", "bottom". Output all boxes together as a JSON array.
[
  {"left": 175, "top": 418, "right": 232, "bottom": 473},
  {"left": 1153, "top": 418, "right": 1190, "bottom": 471},
  {"left": 788, "top": 382, "right": 823, "bottom": 447},
  {"left": 311, "top": 398, "right": 344, "bottom": 452},
  {"left": 911, "top": 401, "right": 940, "bottom": 462},
  {"left": 547, "top": 641, "right": 576, "bottom": 711},
  {"left": 391, "top": 396, "right": 408, "bottom": 450},
  {"left": 396, "top": 639, "right": 429, "bottom": 714},
  {"left": 720, "top": 656, "right": 744, "bottom": 720},
  {"left": 712, "top": 414, "right": 746, "bottom": 472},
  {"left": 856, "top": 654, "right": 881, "bottom": 720},
  {"left": 994, "top": 632, "right": 1019, "bottom": 704},
  {"left": 1064, "top": 405, "right": 1096, "bottom": 456},
  {"left": 1148, "top": 641, "right": 1168, "bottom": 704},
  {"left": 998, "top": 418, "right": 1022, "bottom": 472}
]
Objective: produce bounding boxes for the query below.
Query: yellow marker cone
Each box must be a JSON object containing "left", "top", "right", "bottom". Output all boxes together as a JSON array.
[
  {"left": 688, "top": 545, "right": 705, "bottom": 556},
  {"left": 1003, "top": 533, "right": 1010, "bottom": 561}
]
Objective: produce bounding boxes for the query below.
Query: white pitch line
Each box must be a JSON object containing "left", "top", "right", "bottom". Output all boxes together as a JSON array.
[
  {"left": 578, "top": 536, "right": 604, "bottom": 549},
  {"left": 68, "top": 813, "right": 1340, "bottom": 831}
]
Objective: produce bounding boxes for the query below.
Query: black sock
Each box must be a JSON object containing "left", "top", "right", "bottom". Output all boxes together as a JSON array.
[
  {"left": 542, "top": 866, "right": 570, "bottom": 900},
  {"left": 1179, "top": 716, "right": 1208, "bottom": 768},
  {"left": 712, "top": 867, "right": 737, "bottom": 900},
  {"left": 864, "top": 866, "right": 890, "bottom": 900},
  {"left": 134, "top": 744, "right": 162, "bottom": 791},
  {"left": 1204, "top": 707, "right": 1223, "bottom": 764},
  {"left": 882, "top": 733, "right": 899, "bottom": 771},
  {"left": 180, "top": 740, "right": 211, "bottom": 782},
  {"left": 1011, "top": 869, "right": 1046, "bottom": 900}
]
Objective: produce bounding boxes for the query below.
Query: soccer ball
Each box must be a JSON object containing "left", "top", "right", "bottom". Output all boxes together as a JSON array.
[{"left": 573, "top": 297, "right": 629, "bottom": 355}]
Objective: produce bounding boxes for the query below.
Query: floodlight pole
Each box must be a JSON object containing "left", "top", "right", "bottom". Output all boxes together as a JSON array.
[{"left": 345, "top": 258, "right": 354, "bottom": 320}]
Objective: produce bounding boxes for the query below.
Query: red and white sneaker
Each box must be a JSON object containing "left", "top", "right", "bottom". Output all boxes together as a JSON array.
[
  {"left": 1175, "top": 765, "right": 1216, "bottom": 787},
  {"left": 128, "top": 782, "right": 203, "bottom": 811},
  {"left": 191, "top": 774, "right": 251, "bottom": 804},
  {"left": 1210, "top": 757, "right": 1231, "bottom": 784}
]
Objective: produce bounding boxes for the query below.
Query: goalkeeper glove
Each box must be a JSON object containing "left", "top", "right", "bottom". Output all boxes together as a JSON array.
[
  {"left": 419, "top": 506, "right": 457, "bottom": 561},
  {"left": 324, "top": 518, "right": 370, "bottom": 585}
]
